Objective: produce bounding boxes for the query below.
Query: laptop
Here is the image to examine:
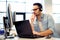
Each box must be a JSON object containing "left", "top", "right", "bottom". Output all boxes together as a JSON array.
[{"left": 14, "top": 20, "right": 44, "bottom": 38}]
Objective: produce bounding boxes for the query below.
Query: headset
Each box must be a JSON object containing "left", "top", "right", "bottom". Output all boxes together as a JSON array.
[{"left": 33, "top": 3, "right": 43, "bottom": 11}]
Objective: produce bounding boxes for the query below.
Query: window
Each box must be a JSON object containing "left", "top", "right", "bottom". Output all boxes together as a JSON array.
[
  {"left": 0, "top": 0, "right": 44, "bottom": 28},
  {"left": 52, "top": 0, "right": 60, "bottom": 23},
  {"left": 0, "top": 0, "right": 6, "bottom": 28}
]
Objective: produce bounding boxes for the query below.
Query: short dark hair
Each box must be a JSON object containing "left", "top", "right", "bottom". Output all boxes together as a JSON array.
[{"left": 33, "top": 3, "right": 42, "bottom": 11}]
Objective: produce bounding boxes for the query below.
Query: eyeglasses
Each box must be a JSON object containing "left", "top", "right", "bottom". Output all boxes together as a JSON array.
[{"left": 32, "top": 8, "right": 39, "bottom": 11}]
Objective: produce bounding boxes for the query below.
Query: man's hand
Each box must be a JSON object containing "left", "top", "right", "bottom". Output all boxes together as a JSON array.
[
  {"left": 29, "top": 14, "right": 36, "bottom": 33},
  {"left": 33, "top": 29, "right": 53, "bottom": 37},
  {"left": 30, "top": 14, "right": 36, "bottom": 23}
]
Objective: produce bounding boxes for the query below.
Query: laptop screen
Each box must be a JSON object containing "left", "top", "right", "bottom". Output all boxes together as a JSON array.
[{"left": 14, "top": 20, "right": 33, "bottom": 36}]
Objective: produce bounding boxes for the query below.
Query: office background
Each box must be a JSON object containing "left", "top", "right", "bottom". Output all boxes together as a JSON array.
[{"left": 0, "top": 0, "right": 60, "bottom": 35}]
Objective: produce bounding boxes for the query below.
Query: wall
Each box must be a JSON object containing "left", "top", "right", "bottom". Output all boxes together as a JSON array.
[{"left": 44, "top": 0, "right": 60, "bottom": 37}]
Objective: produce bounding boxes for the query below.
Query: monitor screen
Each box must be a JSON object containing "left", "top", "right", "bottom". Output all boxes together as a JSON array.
[{"left": 7, "top": 4, "right": 13, "bottom": 29}]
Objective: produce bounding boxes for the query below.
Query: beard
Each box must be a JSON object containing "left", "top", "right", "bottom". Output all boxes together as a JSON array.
[
  {"left": 33, "top": 12, "right": 41, "bottom": 16},
  {"left": 36, "top": 13, "right": 41, "bottom": 16}
]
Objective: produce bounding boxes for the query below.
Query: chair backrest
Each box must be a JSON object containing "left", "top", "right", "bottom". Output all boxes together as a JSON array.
[
  {"left": 3, "top": 17, "right": 8, "bottom": 30},
  {"left": 3, "top": 17, "right": 10, "bottom": 37},
  {"left": 16, "top": 12, "right": 25, "bottom": 21}
]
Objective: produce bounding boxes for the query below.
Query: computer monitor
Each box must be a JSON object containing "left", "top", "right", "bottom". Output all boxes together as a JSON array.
[
  {"left": 7, "top": 4, "right": 13, "bottom": 30},
  {"left": 3, "top": 4, "right": 13, "bottom": 36},
  {"left": 12, "top": 11, "right": 16, "bottom": 25}
]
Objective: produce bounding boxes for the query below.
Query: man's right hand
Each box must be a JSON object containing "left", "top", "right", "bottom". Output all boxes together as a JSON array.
[
  {"left": 29, "top": 14, "right": 36, "bottom": 33},
  {"left": 30, "top": 14, "right": 36, "bottom": 23}
]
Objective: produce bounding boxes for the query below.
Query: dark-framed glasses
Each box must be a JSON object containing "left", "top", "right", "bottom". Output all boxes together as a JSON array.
[{"left": 32, "top": 8, "right": 39, "bottom": 11}]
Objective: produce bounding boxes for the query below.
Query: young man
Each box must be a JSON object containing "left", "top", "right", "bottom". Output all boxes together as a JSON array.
[{"left": 30, "top": 3, "right": 55, "bottom": 37}]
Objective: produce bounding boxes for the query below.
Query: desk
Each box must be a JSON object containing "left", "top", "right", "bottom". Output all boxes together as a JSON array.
[
  {"left": 6, "top": 26, "right": 60, "bottom": 40},
  {"left": 6, "top": 37, "right": 60, "bottom": 40}
]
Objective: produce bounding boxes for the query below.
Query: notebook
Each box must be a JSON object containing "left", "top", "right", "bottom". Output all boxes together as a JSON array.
[{"left": 14, "top": 20, "right": 44, "bottom": 38}]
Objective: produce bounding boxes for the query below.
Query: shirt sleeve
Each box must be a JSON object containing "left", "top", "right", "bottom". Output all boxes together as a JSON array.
[{"left": 47, "top": 14, "right": 55, "bottom": 35}]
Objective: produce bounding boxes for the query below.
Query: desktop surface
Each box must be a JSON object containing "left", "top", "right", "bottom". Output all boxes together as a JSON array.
[{"left": 5, "top": 36, "right": 60, "bottom": 40}]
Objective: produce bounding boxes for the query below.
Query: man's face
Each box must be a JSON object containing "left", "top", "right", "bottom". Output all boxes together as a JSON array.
[{"left": 33, "top": 5, "right": 41, "bottom": 16}]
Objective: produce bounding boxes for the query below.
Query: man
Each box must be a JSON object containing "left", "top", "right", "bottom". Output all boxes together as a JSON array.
[{"left": 30, "top": 3, "right": 55, "bottom": 37}]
